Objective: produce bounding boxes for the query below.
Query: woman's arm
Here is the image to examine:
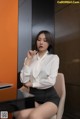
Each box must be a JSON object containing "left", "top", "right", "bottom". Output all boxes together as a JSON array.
[
  {"left": 20, "top": 50, "right": 37, "bottom": 84},
  {"left": 20, "top": 64, "right": 31, "bottom": 83}
]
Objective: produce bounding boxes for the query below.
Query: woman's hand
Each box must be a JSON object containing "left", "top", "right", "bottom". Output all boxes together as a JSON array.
[
  {"left": 27, "top": 50, "right": 37, "bottom": 60},
  {"left": 23, "top": 81, "right": 33, "bottom": 88},
  {"left": 24, "top": 50, "right": 37, "bottom": 66}
]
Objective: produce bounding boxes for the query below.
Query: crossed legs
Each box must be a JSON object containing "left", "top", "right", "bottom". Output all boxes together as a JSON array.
[{"left": 14, "top": 101, "right": 58, "bottom": 119}]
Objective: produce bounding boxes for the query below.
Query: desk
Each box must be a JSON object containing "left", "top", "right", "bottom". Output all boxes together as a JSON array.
[
  {"left": 0, "top": 90, "right": 35, "bottom": 112},
  {"left": 0, "top": 83, "right": 13, "bottom": 90}
]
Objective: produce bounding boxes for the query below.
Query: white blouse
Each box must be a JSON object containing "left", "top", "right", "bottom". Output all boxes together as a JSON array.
[{"left": 20, "top": 51, "right": 60, "bottom": 89}]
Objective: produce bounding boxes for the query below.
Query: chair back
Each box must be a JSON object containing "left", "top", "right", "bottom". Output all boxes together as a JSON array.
[
  {"left": 54, "top": 73, "right": 66, "bottom": 98},
  {"left": 51, "top": 73, "right": 66, "bottom": 119}
]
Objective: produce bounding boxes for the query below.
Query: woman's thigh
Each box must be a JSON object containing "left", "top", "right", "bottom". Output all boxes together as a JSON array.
[
  {"left": 13, "top": 102, "right": 40, "bottom": 119},
  {"left": 29, "top": 102, "right": 58, "bottom": 119},
  {"left": 13, "top": 108, "right": 34, "bottom": 119}
]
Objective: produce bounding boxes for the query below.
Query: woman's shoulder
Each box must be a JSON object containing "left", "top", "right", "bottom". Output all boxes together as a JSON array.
[{"left": 48, "top": 54, "right": 59, "bottom": 59}]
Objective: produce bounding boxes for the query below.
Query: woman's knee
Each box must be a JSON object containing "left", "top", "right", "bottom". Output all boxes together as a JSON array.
[
  {"left": 29, "top": 113, "right": 37, "bottom": 119},
  {"left": 29, "top": 112, "right": 42, "bottom": 119},
  {"left": 16, "top": 112, "right": 28, "bottom": 119}
]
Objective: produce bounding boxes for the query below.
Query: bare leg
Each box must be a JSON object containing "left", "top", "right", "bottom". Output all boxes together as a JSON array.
[
  {"left": 29, "top": 102, "right": 58, "bottom": 119},
  {"left": 14, "top": 102, "right": 57, "bottom": 119},
  {"left": 13, "top": 102, "right": 40, "bottom": 119},
  {"left": 15, "top": 108, "right": 34, "bottom": 119}
]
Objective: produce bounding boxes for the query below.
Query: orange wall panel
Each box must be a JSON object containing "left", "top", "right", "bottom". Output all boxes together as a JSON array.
[{"left": 0, "top": 0, "right": 18, "bottom": 102}]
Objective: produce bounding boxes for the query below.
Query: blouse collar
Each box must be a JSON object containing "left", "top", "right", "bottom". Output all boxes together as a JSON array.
[{"left": 37, "top": 50, "right": 48, "bottom": 60}]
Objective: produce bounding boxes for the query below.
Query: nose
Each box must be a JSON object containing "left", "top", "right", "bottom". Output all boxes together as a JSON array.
[{"left": 40, "top": 40, "right": 43, "bottom": 44}]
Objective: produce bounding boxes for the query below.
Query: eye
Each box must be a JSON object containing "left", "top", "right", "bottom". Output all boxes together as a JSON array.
[
  {"left": 44, "top": 38, "right": 47, "bottom": 42},
  {"left": 37, "top": 39, "right": 41, "bottom": 41}
]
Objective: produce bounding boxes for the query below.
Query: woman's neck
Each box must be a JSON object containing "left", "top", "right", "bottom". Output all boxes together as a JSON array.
[{"left": 38, "top": 50, "right": 47, "bottom": 58}]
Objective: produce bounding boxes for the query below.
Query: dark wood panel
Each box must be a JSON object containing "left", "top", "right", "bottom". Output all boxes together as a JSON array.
[
  {"left": 63, "top": 84, "right": 80, "bottom": 119},
  {"left": 32, "top": 0, "right": 54, "bottom": 49},
  {"left": 55, "top": 3, "right": 80, "bottom": 119}
]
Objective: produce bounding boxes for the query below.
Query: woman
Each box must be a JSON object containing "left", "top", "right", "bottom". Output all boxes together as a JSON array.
[{"left": 17, "top": 30, "right": 60, "bottom": 119}]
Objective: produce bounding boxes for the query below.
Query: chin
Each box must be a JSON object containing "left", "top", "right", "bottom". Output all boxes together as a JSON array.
[
  {"left": 39, "top": 49, "right": 46, "bottom": 52},
  {"left": 38, "top": 48, "right": 44, "bottom": 51}
]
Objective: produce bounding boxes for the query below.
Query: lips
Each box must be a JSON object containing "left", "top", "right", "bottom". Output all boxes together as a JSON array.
[{"left": 39, "top": 46, "right": 43, "bottom": 48}]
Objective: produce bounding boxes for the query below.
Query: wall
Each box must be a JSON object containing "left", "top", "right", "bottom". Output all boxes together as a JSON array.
[
  {"left": 55, "top": 2, "right": 80, "bottom": 119},
  {"left": 18, "top": 0, "right": 32, "bottom": 71},
  {"left": 32, "top": 0, "right": 54, "bottom": 49},
  {"left": 0, "top": 0, "right": 18, "bottom": 102}
]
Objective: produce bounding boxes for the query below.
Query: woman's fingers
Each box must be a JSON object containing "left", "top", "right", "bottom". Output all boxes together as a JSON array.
[
  {"left": 33, "top": 50, "right": 37, "bottom": 55},
  {"left": 29, "top": 50, "right": 37, "bottom": 56}
]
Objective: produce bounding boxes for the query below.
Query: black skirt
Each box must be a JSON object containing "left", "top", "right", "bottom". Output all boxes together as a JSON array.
[{"left": 30, "top": 87, "right": 60, "bottom": 107}]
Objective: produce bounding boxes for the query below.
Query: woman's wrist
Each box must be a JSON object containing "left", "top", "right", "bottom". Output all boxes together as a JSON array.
[
  {"left": 23, "top": 81, "right": 32, "bottom": 87},
  {"left": 25, "top": 58, "right": 32, "bottom": 66}
]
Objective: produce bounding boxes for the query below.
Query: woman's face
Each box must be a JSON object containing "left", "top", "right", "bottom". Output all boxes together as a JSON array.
[{"left": 37, "top": 33, "right": 49, "bottom": 52}]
